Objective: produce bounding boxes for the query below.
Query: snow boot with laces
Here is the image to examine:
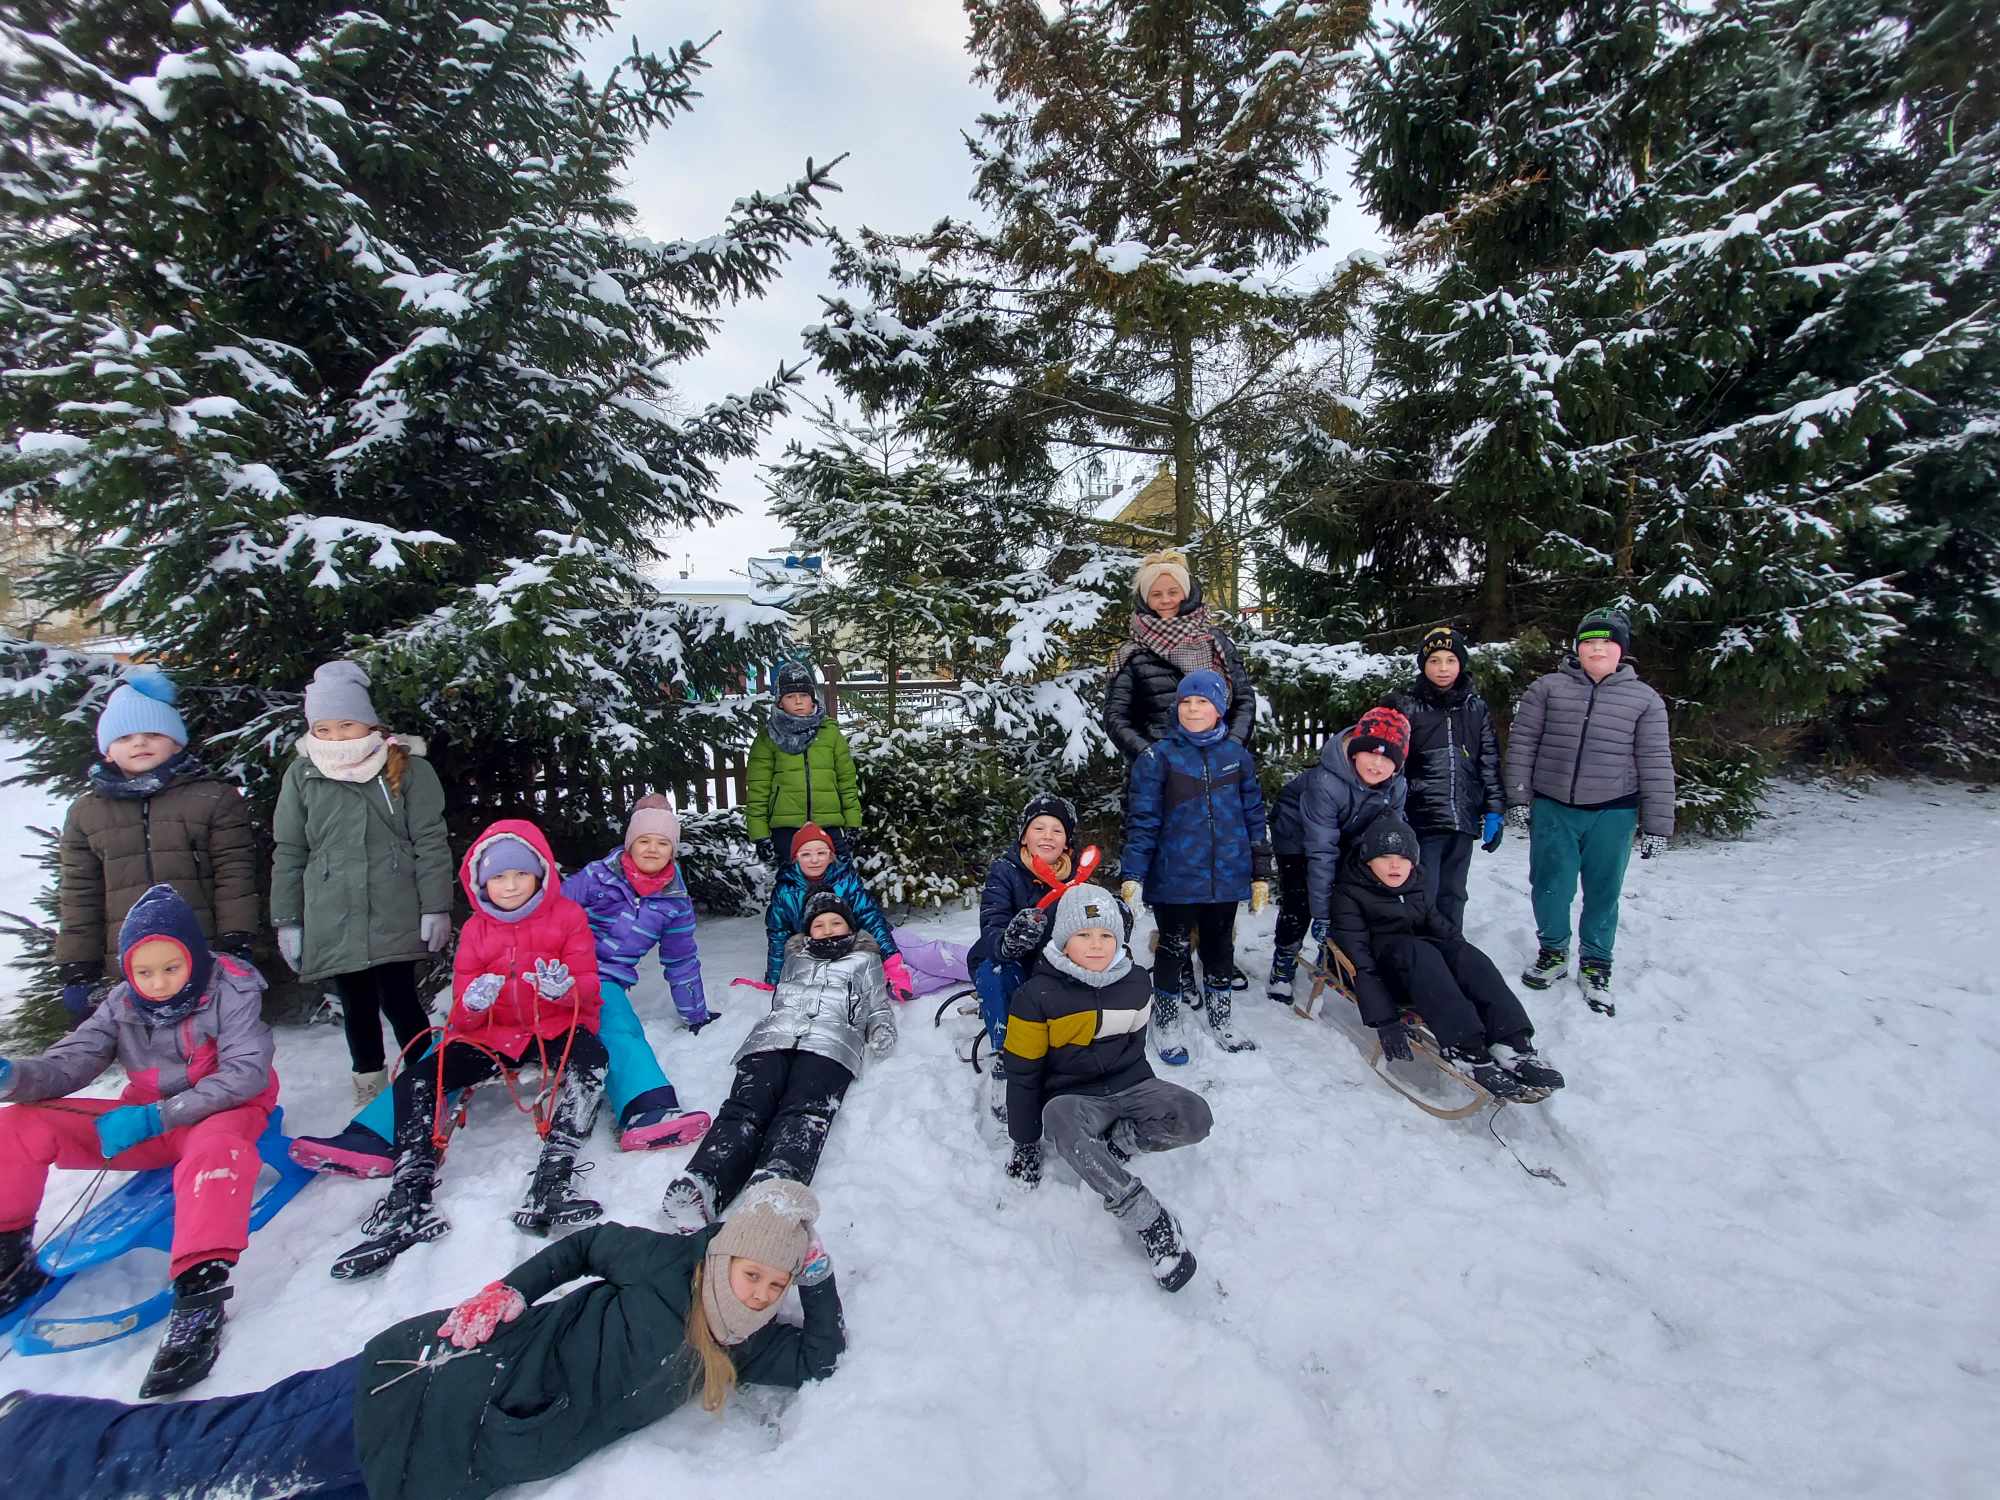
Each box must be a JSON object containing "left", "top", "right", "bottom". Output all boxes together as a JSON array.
[
  {"left": 1439, "top": 1042, "right": 1530, "bottom": 1102},
  {"left": 660, "top": 1171, "right": 717, "bottom": 1235},
  {"left": 139, "top": 1259, "right": 231, "bottom": 1398},
  {"left": 1579, "top": 960, "right": 1616, "bottom": 1016},
  {"left": 1110, "top": 1182, "right": 1196, "bottom": 1291},
  {"left": 1265, "top": 943, "right": 1300, "bottom": 1004},
  {"left": 512, "top": 1133, "right": 602, "bottom": 1237},
  {"left": 331, "top": 1150, "right": 450, "bottom": 1280},
  {"left": 1204, "top": 981, "right": 1257, "bottom": 1053},
  {"left": 1492, "top": 1036, "right": 1566, "bottom": 1093},
  {"left": 0, "top": 1226, "right": 51, "bottom": 1323},
  {"left": 1520, "top": 945, "right": 1569, "bottom": 990}
]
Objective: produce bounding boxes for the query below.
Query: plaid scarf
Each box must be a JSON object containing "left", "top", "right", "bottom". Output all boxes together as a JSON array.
[{"left": 1126, "top": 603, "right": 1224, "bottom": 676}]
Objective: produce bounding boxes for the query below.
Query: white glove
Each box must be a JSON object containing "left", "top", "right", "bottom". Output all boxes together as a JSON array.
[
  {"left": 527, "top": 958, "right": 574, "bottom": 1000},
  {"left": 1504, "top": 805, "right": 1533, "bottom": 835},
  {"left": 1638, "top": 833, "right": 1668, "bottom": 860},
  {"left": 867, "top": 1025, "right": 895, "bottom": 1059},
  {"left": 1119, "top": 879, "right": 1142, "bottom": 907},
  {"left": 420, "top": 913, "right": 451, "bottom": 953},
  {"left": 275, "top": 925, "right": 303, "bottom": 972},
  {"left": 461, "top": 973, "right": 506, "bottom": 1013}
]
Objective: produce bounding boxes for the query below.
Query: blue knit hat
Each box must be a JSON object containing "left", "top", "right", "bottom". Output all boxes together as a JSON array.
[
  {"left": 96, "top": 670, "right": 189, "bottom": 756},
  {"left": 119, "top": 883, "right": 214, "bottom": 1016},
  {"left": 1176, "top": 668, "right": 1230, "bottom": 719},
  {"left": 476, "top": 836, "right": 544, "bottom": 885}
]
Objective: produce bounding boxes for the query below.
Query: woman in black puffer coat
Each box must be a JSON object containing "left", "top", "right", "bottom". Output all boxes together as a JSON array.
[{"left": 1103, "top": 551, "right": 1256, "bottom": 761}]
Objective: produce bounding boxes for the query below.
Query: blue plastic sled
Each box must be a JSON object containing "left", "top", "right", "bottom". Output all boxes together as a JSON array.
[{"left": 2, "top": 1106, "right": 315, "bottom": 1356}]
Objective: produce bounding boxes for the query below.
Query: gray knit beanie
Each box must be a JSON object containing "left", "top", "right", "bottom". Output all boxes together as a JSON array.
[
  {"left": 303, "top": 660, "right": 380, "bottom": 727},
  {"left": 701, "top": 1178, "right": 819, "bottom": 1345},
  {"left": 1047, "top": 882, "right": 1120, "bottom": 955},
  {"left": 625, "top": 793, "right": 681, "bottom": 852}
]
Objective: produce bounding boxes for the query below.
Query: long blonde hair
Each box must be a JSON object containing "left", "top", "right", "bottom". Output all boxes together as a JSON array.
[{"left": 684, "top": 1263, "right": 740, "bottom": 1414}]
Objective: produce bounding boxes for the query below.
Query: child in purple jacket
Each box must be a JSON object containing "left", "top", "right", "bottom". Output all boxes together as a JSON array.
[{"left": 561, "top": 796, "right": 716, "bottom": 1151}]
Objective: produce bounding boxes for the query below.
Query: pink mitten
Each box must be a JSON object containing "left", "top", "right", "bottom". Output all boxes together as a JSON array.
[
  {"left": 437, "top": 1281, "right": 527, "bottom": 1349},
  {"left": 881, "top": 953, "right": 915, "bottom": 1003}
]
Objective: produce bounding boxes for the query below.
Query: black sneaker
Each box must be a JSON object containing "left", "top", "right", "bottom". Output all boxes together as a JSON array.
[
  {"left": 1135, "top": 1207, "right": 1197, "bottom": 1292},
  {"left": 139, "top": 1259, "right": 232, "bottom": 1398},
  {"left": 1493, "top": 1039, "right": 1565, "bottom": 1093},
  {"left": 1439, "top": 1043, "right": 1530, "bottom": 1101}
]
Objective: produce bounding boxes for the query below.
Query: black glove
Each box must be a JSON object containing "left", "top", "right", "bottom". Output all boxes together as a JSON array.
[
  {"left": 1376, "top": 1021, "right": 1414, "bottom": 1063},
  {"left": 686, "top": 1010, "right": 721, "bottom": 1035},
  {"left": 1007, "top": 1140, "right": 1042, "bottom": 1188},
  {"left": 754, "top": 837, "right": 777, "bottom": 866},
  {"left": 998, "top": 906, "right": 1051, "bottom": 961},
  {"left": 215, "top": 930, "right": 257, "bottom": 963}
]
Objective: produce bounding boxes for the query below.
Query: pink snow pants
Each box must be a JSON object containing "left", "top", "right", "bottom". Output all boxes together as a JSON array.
[{"left": 0, "top": 1100, "right": 269, "bottom": 1278}]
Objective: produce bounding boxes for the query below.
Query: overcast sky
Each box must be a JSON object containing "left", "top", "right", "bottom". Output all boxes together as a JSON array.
[{"left": 582, "top": 2, "right": 1388, "bottom": 581}]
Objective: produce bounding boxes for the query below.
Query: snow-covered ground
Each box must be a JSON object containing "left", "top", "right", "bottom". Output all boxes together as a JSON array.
[{"left": 2, "top": 764, "right": 1996, "bottom": 1499}]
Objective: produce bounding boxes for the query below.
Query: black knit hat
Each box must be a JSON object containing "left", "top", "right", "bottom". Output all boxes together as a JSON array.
[
  {"left": 1574, "top": 607, "right": 1632, "bottom": 655},
  {"left": 1016, "top": 791, "right": 1077, "bottom": 848},
  {"left": 1355, "top": 815, "right": 1421, "bottom": 867},
  {"left": 774, "top": 660, "right": 817, "bottom": 699},
  {"left": 1417, "top": 626, "right": 1470, "bottom": 674},
  {"left": 801, "top": 889, "right": 856, "bottom": 932}
]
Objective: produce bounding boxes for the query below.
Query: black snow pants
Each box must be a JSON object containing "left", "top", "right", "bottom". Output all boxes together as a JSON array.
[
  {"left": 685, "top": 1048, "right": 855, "bottom": 1212},
  {"left": 391, "top": 1029, "right": 609, "bottom": 1159},
  {"left": 1374, "top": 935, "right": 1533, "bottom": 1053}
]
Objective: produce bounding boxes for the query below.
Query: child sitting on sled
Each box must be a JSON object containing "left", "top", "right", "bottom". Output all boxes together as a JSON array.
[
  {"left": 0, "top": 885, "right": 277, "bottom": 1397},
  {"left": 661, "top": 892, "right": 895, "bottom": 1232},
  {"left": 1329, "top": 815, "right": 1564, "bottom": 1101},
  {"left": 330, "top": 820, "right": 607, "bottom": 1281},
  {"left": 764, "top": 822, "right": 913, "bottom": 999}
]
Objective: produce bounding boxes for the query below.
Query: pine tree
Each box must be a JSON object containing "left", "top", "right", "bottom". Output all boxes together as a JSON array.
[
  {"left": 807, "top": 0, "right": 1368, "bottom": 550},
  {"left": 0, "top": 3, "right": 836, "bottom": 1035}
]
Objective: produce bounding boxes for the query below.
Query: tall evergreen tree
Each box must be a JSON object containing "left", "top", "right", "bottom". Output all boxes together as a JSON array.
[
  {"left": 807, "top": 0, "right": 1368, "bottom": 548},
  {"left": 0, "top": 2, "right": 835, "bottom": 1030}
]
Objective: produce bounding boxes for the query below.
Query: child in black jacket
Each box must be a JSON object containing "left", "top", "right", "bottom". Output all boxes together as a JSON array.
[
  {"left": 1329, "top": 816, "right": 1564, "bottom": 1100},
  {"left": 1002, "top": 884, "right": 1211, "bottom": 1292},
  {"left": 1387, "top": 626, "right": 1505, "bottom": 932}
]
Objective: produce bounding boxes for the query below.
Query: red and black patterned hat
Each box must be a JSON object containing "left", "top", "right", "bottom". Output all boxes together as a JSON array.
[{"left": 1347, "top": 705, "right": 1411, "bottom": 772}]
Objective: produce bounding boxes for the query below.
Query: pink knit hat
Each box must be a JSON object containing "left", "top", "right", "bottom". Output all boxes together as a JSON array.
[{"left": 625, "top": 793, "right": 681, "bottom": 852}]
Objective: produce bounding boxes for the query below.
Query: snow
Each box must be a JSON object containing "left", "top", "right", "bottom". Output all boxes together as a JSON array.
[{"left": 0, "top": 763, "right": 1994, "bottom": 1499}]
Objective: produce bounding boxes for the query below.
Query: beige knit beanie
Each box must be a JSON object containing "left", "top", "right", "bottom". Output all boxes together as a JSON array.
[{"left": 700, "top": 1178, "right": 819, "bottom": 1345}]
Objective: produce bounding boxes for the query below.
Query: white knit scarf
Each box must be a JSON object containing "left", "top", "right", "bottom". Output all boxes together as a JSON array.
[{"left": 300, "top": 732, "right": 389, "bottom": 784}]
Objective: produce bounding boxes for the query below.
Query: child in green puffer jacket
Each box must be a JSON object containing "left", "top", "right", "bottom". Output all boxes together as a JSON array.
[{"left": 744, "top": 661, "right": 864, "bottom": 871}]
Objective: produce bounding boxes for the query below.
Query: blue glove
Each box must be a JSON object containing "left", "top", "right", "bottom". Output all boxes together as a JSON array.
[
  {"left": 95, "top": 1102, "right": 165, "bottom": 1158},
  {"left": 0, "top": 1057, "right": 13, "bottom": 1092},
  {"left": 1481, "top": 812, "right": 1504, "bottom": 852},
  {"left": 1310, "top": 917, "right": 1329, "bottom": 943},
  {"left": 60, "top": 983, "right": 96, "bottom": 1019}
]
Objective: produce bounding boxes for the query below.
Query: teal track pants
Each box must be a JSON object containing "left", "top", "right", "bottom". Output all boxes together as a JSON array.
[
  {"left": 352, "top": 980, "right": 670, "bottom": 1138},
  {"left": 1527, "top": 796, "right": 1637, "bottom": 964}
]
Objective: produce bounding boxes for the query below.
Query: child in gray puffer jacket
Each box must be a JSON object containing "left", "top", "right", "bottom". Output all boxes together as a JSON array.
[
  {"left": 659, "top": 892, "right": 895, "bottom": 1232},
  {"left": 1503, "top": 608, "right": 1676, "bottom": 1014}
]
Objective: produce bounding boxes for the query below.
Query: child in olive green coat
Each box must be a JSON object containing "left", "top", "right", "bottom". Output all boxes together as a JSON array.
[
  {"left": 744, "top": 660, "right": 864, "bottom": 870},
  {"left": 270, "top": 661, "right": 454, "bottom": 1105}
]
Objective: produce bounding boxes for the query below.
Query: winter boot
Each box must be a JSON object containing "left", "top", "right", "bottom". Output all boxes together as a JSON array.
[
  {"left": 139, "top": 1259, "right": 232, "bottom": 1398},
  {"left": 1438, "top": 1042, "right": 1530, "bottom": 1102},
  {"left": 1265, "top": 943, "right": 1300, "bottom": 1004},
  {"left": 512, "top": 1133, "right": 602, "bottom": 1236},
  {"left": 1491, "top": 1036, "right": 1565, "bottom": 1094},
  {"left": 1110, "top": 1182, "right": 1196, "bottom": 1292},
  {"left": 331, "top": 1150, "right": 450, "bottom": 1280},
  {"left": 660, "top": 1171, "right": 717, "bottom": 1235},
  {"left": 1579, "top": 960, "right": 1616, "bottom": 1016},
  {"left": 987, "top": 1049, "right": 1010, "bottom": 1126},
  {"left": 351, "top": 1069, "right": 389, "bottom": 1108},
  {"left": 1520, "top": 945, "right": 1569, "bottom": 990},
  {"left": 289, "top": 1120, "right": 395, "bottom": 1179},
  {"left": 1149, "top": 987, "right": 1190, "bottom": 1067},
  {"left": 0, "top": 1226, "right": 51, "bottom": 1323},
  {"left": 617, "top": 1087, "right": 711, "bottom": 1152},
  {"left": 1204, "top": 981, "right": 1257, "bottom": 1053}
]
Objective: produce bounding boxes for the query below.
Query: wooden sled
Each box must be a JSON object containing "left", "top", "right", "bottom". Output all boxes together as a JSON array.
[{"left": 1301, "top": 948, "right": 1545, "bottom": 1119}]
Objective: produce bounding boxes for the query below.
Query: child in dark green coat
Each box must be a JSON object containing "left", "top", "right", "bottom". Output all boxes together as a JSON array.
[
  {"left": 744, "top": 661, "right": 863, "bottom": 870},
  {"left": 0, "top": 1180, "right": 845, "bottom": 1500}
]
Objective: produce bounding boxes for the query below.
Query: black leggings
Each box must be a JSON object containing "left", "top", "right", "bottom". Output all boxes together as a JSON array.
[
  {"left": 1274, "top": 852, "right": 1311, "bottom": 950},
  {"left": 1152, "top": 902, "right": 1236, "bottom": 994},
  {"left": 390, "top": 1029, "right": 610, "bottom": 1156},
  {"left": 333, "top": 961, "right": 431, "bottom": 1074},
  {"left": 686, "top": 1049, "right": 854, "bottom": 1211}
]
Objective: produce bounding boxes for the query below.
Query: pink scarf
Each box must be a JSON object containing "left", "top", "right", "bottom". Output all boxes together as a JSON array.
[{"left": 621, "top": 852, "right": 674, "bottom": 898}]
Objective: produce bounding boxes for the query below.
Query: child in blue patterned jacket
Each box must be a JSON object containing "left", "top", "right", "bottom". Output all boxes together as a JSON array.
[{"left": 1118, "top": 670, "right": 1271, "bottom": 1063}]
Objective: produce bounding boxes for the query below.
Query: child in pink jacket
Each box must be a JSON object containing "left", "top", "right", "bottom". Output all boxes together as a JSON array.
[{"left": 0, "top": 884, "right": 276, "bottom": 1398}]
